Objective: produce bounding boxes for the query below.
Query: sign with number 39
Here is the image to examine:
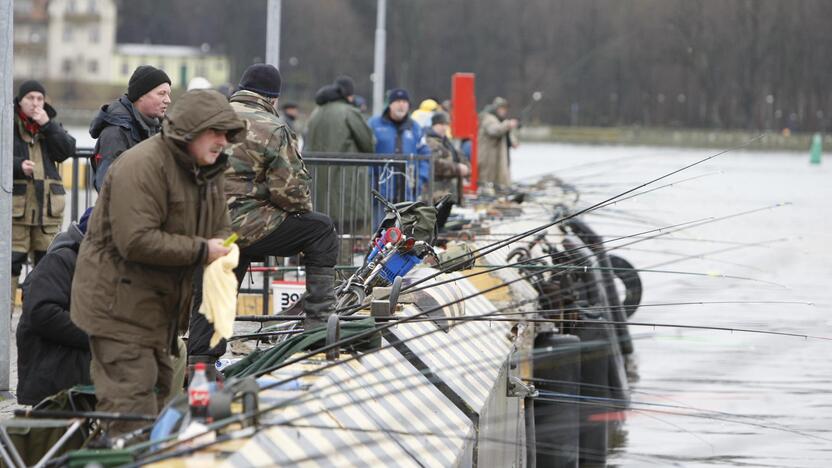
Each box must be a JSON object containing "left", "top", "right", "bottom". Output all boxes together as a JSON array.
[{"left": 271, "top": 280, "right": 306, "bottom": 313}]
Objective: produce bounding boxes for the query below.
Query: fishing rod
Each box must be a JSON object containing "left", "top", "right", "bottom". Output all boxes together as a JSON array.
[
  {"left": 641, "top": 236, "right": 791, "bottom": 270},
  {"left": 136, "top": 274, "right": 819, "bottom": 460},
  {"left": 229, "top": 298, "right": 813, "bottom": 341},
  {"left": 403, "top": 140, "right": 765, "bottom": 293},
  {"left": 516, "top": 150, "right": 671, "bottom": 180},
  {"left": 409, "top": 203, "right": 788, "bottom": 296},
  {"left": 490, "top": 169, "right": 719, "bottom": 227},
  {"left": 533, "top": 394, "right": 832, "bottom": 443},
  {"left": 133, "top": 206, "right": 792, "bottom": 458}
]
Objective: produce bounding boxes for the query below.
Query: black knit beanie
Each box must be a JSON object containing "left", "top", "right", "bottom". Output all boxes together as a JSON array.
[
  {"left": 335, "top": 75, "right": 355, "bottom": 98},
  {"left": 127, "top": 65, "right": 171, "bottom": 102},
  {"left": 17, "top": 80, "right": 46, "bottom": 100},
  {"left": 238, "top": 64, "right": 282, "bottom": 98}
]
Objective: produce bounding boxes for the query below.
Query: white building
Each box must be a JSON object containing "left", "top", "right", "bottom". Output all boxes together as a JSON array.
[
  {"left": 12, "top": 0, "right": 50, "bottom": 79},
  {"left": 46, "top": 0, "right": 117, "bottom": 83},
  {"left": 13, "top": 0, "right": 230, "bottom": 87}
]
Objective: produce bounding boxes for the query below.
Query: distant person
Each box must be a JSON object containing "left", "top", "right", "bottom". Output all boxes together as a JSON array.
[
  {"left": 368, "top": 88, "right": 431, "bottom": 222},
  {"left": 477, "top": 96, "right": 518, "bottom": 192},
  {"left": 353, "top": 95, "right": 368, "bottom": 114},
  {"left": 305, "top": 75, "right": 375, "bottom": 240},
  {"left": 187, "top": 76, "right": 213, "bottom": 91},
  {"left": 425, "top": 112, "right": 469, "bottom": 229},
  {"left": 306, "top": 75, "right": 374, "bottom": 153},
  {"left": 89, "top": 65, "right": 171, "bottom": 191},
  {"left": 411, "top": 98, "right": 440, "bottom": 129},
  {"left": 12, "top": 80, "right": 76, "bottom": 307},
  {"left": 16, "top": 210, "right": 92, "bottom": 405},
  {"left": 71, "top": 90, "right": 246, "bottom": 436},
  {"left": 280, "top": 102, "right": 300, "bottom": 132}
]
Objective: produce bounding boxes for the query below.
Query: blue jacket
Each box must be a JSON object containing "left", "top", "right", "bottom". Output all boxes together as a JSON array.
[{"left": 368, "top": 111, "right": 431, "bottom": 224}]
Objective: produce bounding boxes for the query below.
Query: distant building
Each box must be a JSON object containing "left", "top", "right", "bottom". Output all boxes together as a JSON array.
[
  {"left": 13, "top": 0, "right": 230, "bottom": 87},
  {"left": 13, "top": 0, "right": 50, "bottom": 79},
  {"left": 46, "top": 0, "right": 116, "bottom": 83},
  {"left": 113, "top": 44, "right": 230, "bottom": 90}
]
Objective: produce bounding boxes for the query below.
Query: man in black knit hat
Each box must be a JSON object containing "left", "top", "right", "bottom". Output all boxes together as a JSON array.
[
  {"left": 89, "top": 65, "right": 171, "bottom": 191},
  {"left": 12, "top": 80, "right": 76, "bottom": 311}
]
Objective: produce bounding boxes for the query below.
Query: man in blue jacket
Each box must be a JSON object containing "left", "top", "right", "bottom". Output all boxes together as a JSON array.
[{"left": 368, "top": 88, "right": 431, "bottom": 225}]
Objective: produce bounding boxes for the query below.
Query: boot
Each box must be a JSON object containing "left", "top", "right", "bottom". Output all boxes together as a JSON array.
[{"left": 303, "top": 267, "right": 336, "bottom": 331}]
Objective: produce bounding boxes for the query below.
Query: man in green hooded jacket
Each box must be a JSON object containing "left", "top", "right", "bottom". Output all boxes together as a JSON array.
[{"left": 71, "top": 90, "right": 246, "bottom": 436}]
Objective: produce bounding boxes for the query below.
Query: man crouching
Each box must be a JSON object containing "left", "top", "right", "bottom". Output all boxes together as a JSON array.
[{"left": 71, "top": 90, "right": 246, "bottom": 436}]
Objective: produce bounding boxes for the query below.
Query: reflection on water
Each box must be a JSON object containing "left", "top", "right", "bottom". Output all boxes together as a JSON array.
[{"left": 515, "top": 143, "right": 832, "bottom": 467}]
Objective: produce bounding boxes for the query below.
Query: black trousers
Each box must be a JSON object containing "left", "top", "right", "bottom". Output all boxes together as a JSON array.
[{"left": 188, "top": 211, "right": 339, "bottom": 358}]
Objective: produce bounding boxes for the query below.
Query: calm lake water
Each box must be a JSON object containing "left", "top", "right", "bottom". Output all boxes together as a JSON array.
[{"left": 514, "top": 142, "right": 832, "bottom": 467}]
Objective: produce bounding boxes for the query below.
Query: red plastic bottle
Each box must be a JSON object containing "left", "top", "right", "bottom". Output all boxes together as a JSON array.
[{"left": 188, "top": 362, "right": 211, "bottom": 421}]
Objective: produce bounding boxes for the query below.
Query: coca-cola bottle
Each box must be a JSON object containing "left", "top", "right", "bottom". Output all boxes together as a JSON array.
[{"left": 188, "top": 362, "right": 211, "bottom": 421}]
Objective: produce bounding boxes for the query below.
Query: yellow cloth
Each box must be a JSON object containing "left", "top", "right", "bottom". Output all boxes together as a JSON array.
[{"left": 199, "top": 244, "right": 240, "bottom": 347}]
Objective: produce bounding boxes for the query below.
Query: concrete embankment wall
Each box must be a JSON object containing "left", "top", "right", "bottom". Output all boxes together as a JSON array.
[{"left": 518, "top": 126, "right": 828, "bottom": 152}]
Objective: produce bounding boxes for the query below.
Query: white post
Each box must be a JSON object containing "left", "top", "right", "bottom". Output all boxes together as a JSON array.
[
  {"left": 372, "top": 0, "right": 387, "bottom": 116},
  {"left": 0, "top": 0, "right": 14, "bottom": 391},
  {"left": 265, "top": 0, "right": 282, "bottom": 67}
]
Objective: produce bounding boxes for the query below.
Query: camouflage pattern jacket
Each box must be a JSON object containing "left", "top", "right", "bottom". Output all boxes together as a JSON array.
[{"left": 226, "top": 91, "right": 313, "bottom": 247}]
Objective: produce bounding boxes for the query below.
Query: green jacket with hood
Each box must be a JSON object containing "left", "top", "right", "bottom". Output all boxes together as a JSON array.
[{"left": 71, "top": 90, "right": 246, "bottom": 352}]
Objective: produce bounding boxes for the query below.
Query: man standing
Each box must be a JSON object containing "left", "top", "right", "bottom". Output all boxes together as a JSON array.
[
  {"left": 71, "top": 90, "right": 246, "bottom": 436},
  {"left": 368, "top": 88, "right": 431, "bottom": 222},
  {"left": 223, "top": 64, "right": 338, "bottom": 333},
  {"left": 477, "top": 97, "right": 518, "bottom": 192},
  {"left": 305, "top": 75, "right": 375, "bottom": 244},
  {"left": 89, "top": 65, "right": 171, "bottom": 191},
  {"left": 12, "top": 80, "right": 76, "bottom": 305},
  {"left": 306, "top": 75, "right": 374, "bottom": 154},
  {"left": 424, "top": 112, "right": 469, "bottom": 229}
]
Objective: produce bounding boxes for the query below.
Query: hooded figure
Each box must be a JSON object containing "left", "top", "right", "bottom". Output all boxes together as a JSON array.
[
  {"left": 12, "top": 80, "right": 76, "bottom": 303},
  {"left": 17, "top": 211, "right": 91, "bottom": 406},
  {"left": 305, "top": 76, "right": 375, "bottom": 238},
  {"left": 71, "top": 89, "right": 246, "bottom": 436}
]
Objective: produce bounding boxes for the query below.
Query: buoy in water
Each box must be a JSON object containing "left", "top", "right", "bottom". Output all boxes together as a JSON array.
[{"left": 810, "top": 133, "right": 822, "bottom": 165}]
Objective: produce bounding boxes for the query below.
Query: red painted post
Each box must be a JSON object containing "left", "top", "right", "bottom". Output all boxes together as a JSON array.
[{"left": 451, "top": 73, "right": 478, "bottom": 192}]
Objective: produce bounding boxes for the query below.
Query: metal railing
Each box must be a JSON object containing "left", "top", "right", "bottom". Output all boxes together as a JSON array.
[{"left": 66, "top": 149, "right": 434, "bottom": 315}]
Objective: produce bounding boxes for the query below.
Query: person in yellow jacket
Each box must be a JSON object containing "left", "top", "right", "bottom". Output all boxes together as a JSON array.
[
  {"left": 11, "top": 80, "right": 76, "bottom": 306},
  {"left": 411, "top": 98, "right": 440, "bottom": 129}
]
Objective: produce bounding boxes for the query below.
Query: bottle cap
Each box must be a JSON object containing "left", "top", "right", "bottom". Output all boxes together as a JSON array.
[{"left": 195, "top": 362, "right": 207, "bottom": 372}]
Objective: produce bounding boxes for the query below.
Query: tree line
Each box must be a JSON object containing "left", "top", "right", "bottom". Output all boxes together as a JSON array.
[{"left": 117, "top": 0, "right": 832, "bottom": 132}]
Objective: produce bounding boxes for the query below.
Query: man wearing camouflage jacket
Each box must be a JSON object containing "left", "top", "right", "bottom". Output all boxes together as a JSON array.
[{"left": 188, "top": 64, "right": 339, "bottom": 364}]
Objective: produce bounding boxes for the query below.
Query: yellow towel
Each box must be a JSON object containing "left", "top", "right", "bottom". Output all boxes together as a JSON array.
[{"left": 199, "top": 244, "right": 240, "bottom": 347}]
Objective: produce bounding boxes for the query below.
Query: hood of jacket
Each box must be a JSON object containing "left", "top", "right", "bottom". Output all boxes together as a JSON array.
[
  {"left": 46, "top": 223, "right": 84, "bottom": 254},
  {"left": 162, "top": 89, "right": 247, "bottom": 182},
  {"left": 314, "top": 84, "right": 348, "bottom": 106},
  {"left": 163, "top": 89, "right": 247, "bottom": 145},
  {"left": 417, "top": 99, "right": 439, "bottom": 112}
]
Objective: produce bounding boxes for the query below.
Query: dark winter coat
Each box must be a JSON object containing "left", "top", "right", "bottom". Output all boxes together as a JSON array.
[
  {"left": 306, "top": 85, "right": 374, "bottom": 154},
  {"left": 71, "top": 90, "right": 245, "bottom": 352},
  {"left": 306, "top": 84, "right": 375, "bottom": 224},
  {"left": 89, "top": 95, "right": 161, "bottom": 191},
  {"left": 17, "top": 224, "right": 90, "bottom": 405},
  {"left": 12, "top": 101, "right": 76, "bottom": 227}
]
